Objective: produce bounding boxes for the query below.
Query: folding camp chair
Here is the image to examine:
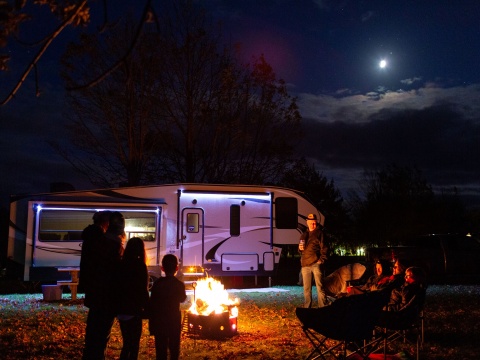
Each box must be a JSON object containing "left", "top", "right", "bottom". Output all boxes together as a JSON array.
[
  {"left": 296, "top": 290, "right": 390, "bottom": 360},
  {"left": 372, "top": 287, "right": 426, "bottom": 360}
]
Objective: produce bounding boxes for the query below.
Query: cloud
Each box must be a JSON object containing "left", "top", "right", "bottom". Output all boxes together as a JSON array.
[
  {"left": 400, "top": 77, "right": 423, "bottom": 85},
  {"left": 296, "top": 83, "right": 480, "bottom": 200},
  {"left": 297, "top": 83, "right": 480, "bottom": 123}
]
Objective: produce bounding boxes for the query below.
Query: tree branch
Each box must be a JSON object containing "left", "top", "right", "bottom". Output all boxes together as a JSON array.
[
  {"left": 66, "top": 0, "right": 153, "bottom": 91},
  {"left": 0, "top": 0, "right": 89, "bottom": 106}
]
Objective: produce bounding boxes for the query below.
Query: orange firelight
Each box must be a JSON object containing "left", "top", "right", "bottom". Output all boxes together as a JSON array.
[
  {"left": 189, "top": 277, "right": 240, "bottom": 316},
  {"left": 187, "top": 277, "right": 239, "bottom": 338}
]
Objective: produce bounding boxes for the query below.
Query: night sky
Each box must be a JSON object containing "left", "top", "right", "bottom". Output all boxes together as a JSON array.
[{"left": 1, "top": 0, "right": 480, "bottom": 208}]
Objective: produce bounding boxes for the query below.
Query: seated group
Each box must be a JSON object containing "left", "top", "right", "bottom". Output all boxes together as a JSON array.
[
  {"left": 342, "top": 258, "right": 427, "bottom": 327},
  {"left": 296, "top": 260, "right": 426, "bottom": 359}
]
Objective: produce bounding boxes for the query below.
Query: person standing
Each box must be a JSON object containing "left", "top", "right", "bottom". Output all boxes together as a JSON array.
[
  {"left": 299, "top": 213, "right": 328, "bottom": 308},
  {"left": 79, "top": 210, "right": 110, "bottom": 299},
  {"left": 82, "top": 211, "right": 125, "bottom": 360},
  {"left": 115, "top": 237, "right": 150, "bottom": 360},
  {"left": 148, "top": 254, "right": 187, "bottom": 360}
]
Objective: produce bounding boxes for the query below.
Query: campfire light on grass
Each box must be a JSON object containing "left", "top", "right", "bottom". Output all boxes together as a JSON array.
[{"left": 187, "top": 277, "right": 240, "bottom": 338}]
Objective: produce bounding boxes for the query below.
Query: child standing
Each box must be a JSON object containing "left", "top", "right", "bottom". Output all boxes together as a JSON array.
[
  {"left": 148, "top": 254, "right": 187, "bottom": 360},
  {"left": 115, "top": 237, "right": 149, "bottom": 360}
]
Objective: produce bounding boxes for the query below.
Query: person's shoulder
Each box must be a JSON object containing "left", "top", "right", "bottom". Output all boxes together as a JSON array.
[
  {"left": 150, "top": 277, "right": 163, "bottom": 290},
  {"left": 167, "top": 275, "right": 186, "bottom": 287}
]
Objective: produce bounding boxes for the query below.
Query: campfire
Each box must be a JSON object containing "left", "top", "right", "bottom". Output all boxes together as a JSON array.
[{"left": 187, "top": 277, "right": 239, "bottom": 338}]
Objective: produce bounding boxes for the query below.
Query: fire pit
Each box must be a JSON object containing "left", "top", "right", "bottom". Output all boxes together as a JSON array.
[{"left": 186, "top": 277, "right": 239, "bottom": 338}]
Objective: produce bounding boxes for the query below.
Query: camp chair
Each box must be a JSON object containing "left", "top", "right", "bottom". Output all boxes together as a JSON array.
[
  {"left": 296, "top": 290, "right": 390, "bottom": 359},
  {"left": 372, "top": 287, "right": 427, "bottom": 360}
]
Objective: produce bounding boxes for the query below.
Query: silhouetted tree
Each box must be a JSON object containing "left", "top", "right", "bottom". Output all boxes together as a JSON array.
[
  {"left": 279, "top": 158, "right": 350, "bottom": 250},
  {"left": 432, "top": 187, "right": 468, "bottom": 234},
  {"left": 55, "top": 1, "right": 301, "bottom": 187},
  {"left": 349, "top": 164, "right": 440, "bottom": 247},
  {"left": 54, "top": 17, "right": 165, "bottom": 187},
  {"left": 1, "top": 0, "right": 156, "bottom": 106},
  {"left": 150, "top": 2, "right": 301, "bottom": 184}
]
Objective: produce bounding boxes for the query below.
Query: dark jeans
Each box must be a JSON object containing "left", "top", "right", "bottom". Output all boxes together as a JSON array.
[
  {"left": 119, "top": 316, "right": 143, "bottom": 360},
  {"left": 82, "top": 307, "right": 116, "bottom": 360},
  {"left": 154, "top": 332, "right": 181, "bottom": 360}
]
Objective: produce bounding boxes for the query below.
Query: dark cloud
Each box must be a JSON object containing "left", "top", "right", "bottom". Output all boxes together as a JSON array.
[{"left": 299, "top": 102, "right": 480, "bottom": 200}]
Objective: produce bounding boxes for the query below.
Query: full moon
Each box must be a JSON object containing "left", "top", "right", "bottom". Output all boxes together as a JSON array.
[{"left": 379, "top": 59, "right": 387, "bottom": 69}]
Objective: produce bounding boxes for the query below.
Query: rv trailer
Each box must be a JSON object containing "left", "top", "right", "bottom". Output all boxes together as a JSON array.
[{"left": 7, "top": 183, "right": 324, "bottom": 282}]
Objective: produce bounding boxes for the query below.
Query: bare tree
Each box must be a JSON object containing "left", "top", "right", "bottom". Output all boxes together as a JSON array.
[
  {"left": 54, "top": 1, "right": 302, "bottom": 187},
  {"left": 349, "top": 164, "right": 437, "bottom": 247},
  {"left": 151, "top": 1, "right": 302, "bottom": 184},
  {"left": 0, "top": 0, "right": 154, "bottom": 106},
  {"left": 54, "top": 16, "right": 164, "bottom": 187}
]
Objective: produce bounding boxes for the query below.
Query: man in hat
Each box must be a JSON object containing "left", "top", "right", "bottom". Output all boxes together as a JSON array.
[{"left": 299, "top": 213, "right": 328, "bottom": 308}]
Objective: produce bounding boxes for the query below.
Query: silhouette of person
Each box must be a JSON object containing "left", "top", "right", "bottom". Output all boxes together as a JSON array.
[
  {"left": 115, "top": 237, "right": 149, "bottom": 360},
  {"left": 82, "top": 211, "right": 125, "bottom": 360},
  {"left": 79, "top": 210, "right": 110, "bottom": 299},
  {"left": 148, "top": 254, "right": 187, "bottom": 360}
]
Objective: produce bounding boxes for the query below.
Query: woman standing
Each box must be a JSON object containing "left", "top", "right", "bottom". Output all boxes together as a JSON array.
[{"left": 115, "top": 237, "right": 150, "bottom": 360}]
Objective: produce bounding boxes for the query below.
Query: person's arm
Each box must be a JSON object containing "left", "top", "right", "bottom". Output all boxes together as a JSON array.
[
  {"left": 318, "top": 231, "right": 328, "bottom": 263},
  {"left": 298, "top": 232, "right": 306, "bottom": 253}
]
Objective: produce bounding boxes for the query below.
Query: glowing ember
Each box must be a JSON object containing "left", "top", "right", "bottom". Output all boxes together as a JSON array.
[{"left": 188, "top": 277, "right": 240, "bottom": 316}]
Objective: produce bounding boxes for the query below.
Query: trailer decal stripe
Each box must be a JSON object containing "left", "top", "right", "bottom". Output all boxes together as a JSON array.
[{"left": 35, "top": 246, "right": 81, "bottom": 256}]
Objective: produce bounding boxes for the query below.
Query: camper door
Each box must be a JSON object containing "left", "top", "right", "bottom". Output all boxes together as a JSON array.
[{"left": 180, "top": 208, "right": 204, "bottom": 271}]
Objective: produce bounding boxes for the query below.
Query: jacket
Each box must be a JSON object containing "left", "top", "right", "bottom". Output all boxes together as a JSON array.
[
  {"left": 300, "top": 227, "right": 328, "bottom": 267},
  {"left": 114, "top": 259, "right": 149, "bottom": 317},
  {"left": 82, "top": 231, "right": 123, "bottom": 309},
  {"left": 148, "top": 276, "right": 187, "bottom": 337}
]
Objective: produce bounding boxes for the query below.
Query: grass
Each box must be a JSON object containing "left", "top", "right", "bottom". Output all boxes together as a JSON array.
[{"left": 0, "top": 285, "right": 479, "bottom": 359}]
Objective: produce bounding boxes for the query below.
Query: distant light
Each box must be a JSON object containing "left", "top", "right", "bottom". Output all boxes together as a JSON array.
[{"left": 379, "top": 59, "right": 387, "bottom": 69}]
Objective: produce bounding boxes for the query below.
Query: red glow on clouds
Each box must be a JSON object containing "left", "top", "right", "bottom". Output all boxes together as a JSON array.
[{"left": 234, "top": 29, "right": 301, "bottom": 87}]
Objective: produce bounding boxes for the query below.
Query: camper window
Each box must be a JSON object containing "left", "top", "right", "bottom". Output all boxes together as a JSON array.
[
  {"left": 186, "top": 213, "right": 199, "bottom": 233},
  {"left": 275, "top": 197, "right": 298, "bottom": 229},
  {"left": 39, "top": 209, "right": 93, "bottom": 242},
  {"left": 230, "top": 205, "right": 240, "bottom": 236},
  {"left": 37, "top": 207, "right": 158, "bottom": 242}
]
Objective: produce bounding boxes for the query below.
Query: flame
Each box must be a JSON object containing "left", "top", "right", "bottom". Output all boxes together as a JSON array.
[{"left": 188, "top": 277, "right": 239, "bottom": 316}]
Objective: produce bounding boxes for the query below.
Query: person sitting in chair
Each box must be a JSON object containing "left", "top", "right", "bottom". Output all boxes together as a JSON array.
[
  {"left": 364, "top": 259, "right": 392, "bottom": 291},
  {"left": 377, "top": 266, "right": 427, "bottom": 328},
  {"left": 376, "top": 258, "right": 407, "bottom": 292},
  {"left": 348, "top": 259, "right": 392, "bottom": 295}
]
